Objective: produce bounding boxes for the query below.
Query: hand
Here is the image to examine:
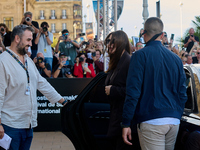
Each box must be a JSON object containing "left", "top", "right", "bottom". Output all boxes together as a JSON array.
[
  {"left": 83, "top": 67, "right": 91, "bottom": 74},
  {"left": 59, "top": 61, "right": 65, "bottom": 67},
  {"left": 39, "top": 27, "right": 43, "bottom": 34},
  {"left": 65, "top": 74, "right": 73, "bottom": 78},
  {"left": 190, "top": 36, "right": 195, "bottom": 42},
  {"left": 33, "top": 57, "right": 37, "bottom": 63},
  {"left": 105, "top": 85, "right": 112, "bottom": 95},
  {"left": 20, "top": 17, "right": 25, "bottom": 24},
  {"left": 0, "top": 125, "right": 4, "bottom": 139},
  {"left": 66, "top": 37, "right": 72, "bottom": 42},
  {"left": 38, "top": 62, "right": 45, "bottom": 68},
  {"left": 122, "top": 127, "right": 132, "bottom": 145},
  {"left": 0, "top": 36, "right": 3, "bottom": 45},
  {"left": 59, "top": 36, "right": 64, "bottom": 41},
  {"left": 25, "top": 20, "right": 32, "bottom": 26}
]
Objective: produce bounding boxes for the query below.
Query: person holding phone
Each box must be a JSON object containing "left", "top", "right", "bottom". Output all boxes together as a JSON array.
[
  {"left": 104, "top": 31, "right": 136, "bottom": 150},
  {"left": 73, "top": 53, "right": 96, "bottom": 78},
  {"left": 184, "top": 28, "right": 199, "bottom": 53},
  {"left": 53, "top": 52, "right": 73, "bottom": 78}
]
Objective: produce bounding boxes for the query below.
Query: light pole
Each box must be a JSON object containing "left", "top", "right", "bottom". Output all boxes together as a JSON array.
[
  {"left": 179, "top": 2, "right": 183, "bottom": 45},
  {"left": 134, "top": 26, "right": 137, "bottom": 36},
  {"left": 73, "top": 23, "right": 77, "bottom": 39},
  {"left": 86, "top": 4, "right": 90, "bottom": 23}
]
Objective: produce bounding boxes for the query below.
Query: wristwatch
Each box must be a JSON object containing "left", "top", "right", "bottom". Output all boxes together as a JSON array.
[{"left": 58, "top": 67, "right": 62, "bottom": 70}]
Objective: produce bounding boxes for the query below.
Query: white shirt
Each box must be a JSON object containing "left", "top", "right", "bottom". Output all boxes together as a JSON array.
[
  {"left": 143, "top": 117, "right": 180, "bottom": 125},
  {"left": 0, "top": 48, "right": 62, "bottom": 128},
  {"left": 37, "top": 31, "right": 53, "bottom": 58}
]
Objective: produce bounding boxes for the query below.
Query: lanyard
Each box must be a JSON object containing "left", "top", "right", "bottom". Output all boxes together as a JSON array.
[{"left": 6, "top": 49, "right": 30, "bottom": 84}]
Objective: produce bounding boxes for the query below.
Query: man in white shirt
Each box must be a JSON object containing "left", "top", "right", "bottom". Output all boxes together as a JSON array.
[
  {"left": 0, "top": 25, "right": 67, "bottom": 149},
  {"left": 35, "top": 22, "right": 53, "bottom": 71}
]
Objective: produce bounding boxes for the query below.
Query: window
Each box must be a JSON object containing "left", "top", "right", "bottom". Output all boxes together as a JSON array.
[
  {"left": 51, "top": 23, "right": 55, "bottom": 33},
  {"left": 62, "top": 9, "right": 66, "bottom": 19},
  {"left": 73, "top": 4, "right": 82, "bottom": 19},
  {"left": 51, "top": 10, "right": 56, "bottom": 19},
  {"left": 40, "top": 10, "right": 45, "bottom": 19},
  {"left": 3, "top": 17, "right": 13, "bottom": 31},
  {"left": 62, "top": 23, "right": 66, "bottom": 30}
]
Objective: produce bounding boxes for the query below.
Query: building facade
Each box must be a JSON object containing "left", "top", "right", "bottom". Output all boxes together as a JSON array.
[{"left": 0, "top": 0, "right": 82, "bottom": 39}]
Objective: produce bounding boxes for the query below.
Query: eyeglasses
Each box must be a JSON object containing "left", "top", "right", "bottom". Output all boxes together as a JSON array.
[{"left": 182, "top": 60, "right": 187, "bottom": 62}]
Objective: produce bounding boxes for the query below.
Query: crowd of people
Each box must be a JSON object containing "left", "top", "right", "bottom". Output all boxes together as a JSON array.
[{"left": 0, "top": 10, "right": 200, "bottom": 149}]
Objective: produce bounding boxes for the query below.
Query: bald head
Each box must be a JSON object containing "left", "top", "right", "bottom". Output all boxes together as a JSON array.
[
  {"left": 144, "top": 17, "right": 164, "bottom": 37},
  {"left": 189, "top": 28, "right": 195, "bottom": 35},
  {"left": 37, "top": 52, "right": 44, "bottom": 59}
]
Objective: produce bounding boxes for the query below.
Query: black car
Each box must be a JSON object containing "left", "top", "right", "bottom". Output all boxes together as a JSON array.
[{"left": 61, "top": 64, "right": 200, "bottom": 150}]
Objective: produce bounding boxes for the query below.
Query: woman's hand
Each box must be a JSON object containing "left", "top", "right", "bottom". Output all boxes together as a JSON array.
[{"left": 105, "top": 85, "right": 112, "bottom": 95}]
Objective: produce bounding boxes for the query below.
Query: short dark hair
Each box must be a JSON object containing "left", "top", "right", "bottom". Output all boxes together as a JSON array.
[
  {"left": 11, "top": 25, "right": 34, "bottom": 42},
  {"left": 144, "top": 17, "right": 164, "bottom": 37},
  {"left": 41, "top": 22, "right": 48, "bottom": 27},
  {"left": 96, "top": 49, "right": 101, "bottom": 55},
  {"left": 24, "top": 11, "right": 32, "bottom": 17},
  {"left": 62, "top": 29, "right": 69, "bottom": 34}
]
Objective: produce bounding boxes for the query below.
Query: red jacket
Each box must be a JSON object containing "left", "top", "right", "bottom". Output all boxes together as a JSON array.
[{"left": 73, "top": 63, "right": 96, "bottom": 78}]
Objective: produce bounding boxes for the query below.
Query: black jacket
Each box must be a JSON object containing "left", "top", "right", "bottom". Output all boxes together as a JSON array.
[{"left": 105, "top": 51, "right": 131, "bottom": 137}]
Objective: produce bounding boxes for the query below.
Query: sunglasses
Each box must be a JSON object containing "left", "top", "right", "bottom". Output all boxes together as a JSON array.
[
  {"left": 60, "top": 56, "right": 66, "bottom": 58},
  {"left": 137, "top": 45, "right": 143, "bottom": 48},
  {"left": 106, "top": 39, "right": 115, "bottom": 45},
  {"left": 182, "top": 60, "right": 187, "bottom": 62}
]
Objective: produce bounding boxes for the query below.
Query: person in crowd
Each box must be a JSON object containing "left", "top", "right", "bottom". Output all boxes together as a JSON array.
[
  {"left": 52, "top": 48, "right": 59, "bottom": 73},
  {"left": 104, "top": 30, "right": 134, "bottom": 150},
  {"left": 186, "top": 55, "right": 193, "bottom": 65},
  {"left": 184, "top": 28, "right": 199, "bottom": 53},
  {"left": 0, "top": 34, "right": 5, "bottom": 52},
  {"left": 55, "top": 29, "right": 80, "bottom": 66},
  {"left": 33, "top": 52, "right": 51, "bottom": 78},
  {"left": 53, "top": 52, "right": 73, "bottom": 78},
  {"left": 73, "top": 53, "right": 96, "bottom": 78},
  {"left": 0, "top": 25, "right": 67, "bottom": 149},
  {"left": 182, "top": 56, "right": 187, "bottom": 65},
  {"left": 135, "top": 42, "right": 143, "bottom": 51},
  {"left": 20, "top": 11, "right": 39, "bottom": 59},
  {"left": 95, "top": 41, "right": 104, "bottom": 54},
  {"left": 35, "top": 22, "right": 53, "bottom": 71},
  {"left": 122, "top": 17, "right": 187, "bottom": 150},
  {"left": 192, "top": 48, "right": 200, "bottom": 64},
  {"left": 139, "top": 28, "right": 145, "bottom": 44},
  {"left": 172, "top": 45, "right": 180, "bottom": 57},
  {"left": 180, "top": 49, "right": 186, "bottom": 58},
  {"left": 92, "top": 49, "right": 104, "bottom": 74},
  {"left": 0, "top": 23, "right": 12, "bottom": 47}
]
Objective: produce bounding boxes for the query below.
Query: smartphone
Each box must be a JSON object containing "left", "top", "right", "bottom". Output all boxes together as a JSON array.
[
  {"left": 170, "top": 34, "right": 174, "bottom": 40},
  {"left": 84, "top": 63, "right": 88, "bottom": 68}
]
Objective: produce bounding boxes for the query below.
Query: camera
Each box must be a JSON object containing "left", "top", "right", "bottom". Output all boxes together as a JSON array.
[
  {"left": 43, "top": 27, "right": 48, "bottom": 32},
  {"left": 79, "top": 33, "right": 85, "bottom": 36},
  {"left": 79, "top": 57, "right": 84, "bottom": 62},
  {"left": 82, "top": 41, "right": 90, "bottom": 45},
  {"left": 92, "top": 52, "right": 96, "bottom": 57},
  {"left": 0, "top": 28, "right": 4, "bottom": 32},
  {"left": 37, "top": 57, "right": 44, "bottom": 63},
  {"left": 63, "top": 67, "right": 71, "bottom": 75},
  {"left": 25, "top": 17, "right": 31, "bottom": 22}
]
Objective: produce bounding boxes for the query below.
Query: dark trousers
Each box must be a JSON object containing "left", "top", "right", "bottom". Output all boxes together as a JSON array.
[{"left": 2, "top": 124, "right": 33, "bottom": 150}]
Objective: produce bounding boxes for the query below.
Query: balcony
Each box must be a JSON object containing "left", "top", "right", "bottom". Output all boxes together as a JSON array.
[
  {"left": 74, "top": 15, "right": 82, "bottom": 19},
  {"left": 38, "top": 16, "right": 46, "bottom": 20},
  {"left": 49, "top": 16, "right": 57, "bottom": 19},
  {"left": 60, "top": 15, "right": 67, "bottom": 19}
]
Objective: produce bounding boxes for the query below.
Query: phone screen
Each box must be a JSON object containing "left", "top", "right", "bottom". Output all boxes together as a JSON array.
[
  {"left": 170, "top": 34, "right": 174, "bottom": 40},
  {"left": 84, "top": 63, "right": 88, "bottom": 68}
]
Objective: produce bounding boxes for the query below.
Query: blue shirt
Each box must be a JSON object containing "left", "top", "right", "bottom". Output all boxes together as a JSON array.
[{"left": 122, "top": 41, "right": 187, "bottom": 126}]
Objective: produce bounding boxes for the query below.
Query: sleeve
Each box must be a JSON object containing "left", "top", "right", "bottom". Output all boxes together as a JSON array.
[
  {"left": 88, "top": 64, "right": 96, "bottom": 78},
  {"left": 122, "top": 51, "right": 145, "bottom": 126},
  {"left": 32, "top": 21, "right": 39, "bottom": 29},
  {"left": 36, "top": 65, "right": 62, "bottom": 104},
  {"left": 49, "top": 32, "right": 53, "bottom": 42},
  {"left": 179, "top": 66, "right": 187, "bottom": 109},
  {"left": 184, "top": 37, "right": 188, "bottom": 44},
  {"left": 45, "top": 63, "right": 51, "bottom": 71},
  {"left": 94, "top": 61, "right": 104, "bottom": 71},
  {"left": 109, "top": 85, "right": 126, "bottom": 100},
  {"left": 195, "top": 36, "right": 199, "bottom": 42},
  {"left": 73, "top": 64, "right": 79, "bottom": 77},
  {"left": 0, "top": 62, "right": 7, "bottom": 118}
]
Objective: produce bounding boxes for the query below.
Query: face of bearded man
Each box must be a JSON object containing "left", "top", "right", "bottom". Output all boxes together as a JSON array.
[{"left": 16, "top": 39, "right": 30, "bottom": 55}]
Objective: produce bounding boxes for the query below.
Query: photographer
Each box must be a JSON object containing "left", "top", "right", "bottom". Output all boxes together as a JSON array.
[
  {"left": 53, "top": 52, "right": 73, "bottom": 78},
  {"left": 92, "top": 49, "right": 104, "bottom": 74},
  {"left": 73, "top": 53, "right": 96, "bottom": 78},
  {"left": 55, "top": 29, "right": 80, "bottom": 66},
  {"left": 33, "top": 52, "right": 51, "bottom": 78},
  {"left": 20, "top": 11, "right": 39, "bottom": 59},
  {"left": 0, "top": 34, "right": 5, "bottom": 52},
  {"left": 35, "top": 22, "right": 53, "bottom": 71},
  {"left": 0, "top": 23, "right": 11, "bottom": 47},
  {"left": 184, "top": 28, "right": 199, "bottom": 53}
]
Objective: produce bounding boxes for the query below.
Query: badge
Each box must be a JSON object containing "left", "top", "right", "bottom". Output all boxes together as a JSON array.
[
  {"left": 25, "top": 86, "right": 30, "bottom": 96},
  {"left": 44, "top": 49, "right": 47, "bottom": 53}
]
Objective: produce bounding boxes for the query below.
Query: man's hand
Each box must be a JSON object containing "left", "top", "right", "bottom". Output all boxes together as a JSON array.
[
  {"left": 33, "top": 57, "right": 37, "bottom": 63},
  {"left": 59, "top": 36, "right": 64, "bottom": 41},
  {"left": 0, "top": 125, "right": 4, "bottom": 139},
  {"left": 20, "top": 17, "right": 25, "bottom": 25},
  {"left": 190, "top": 36, "right": 195, "bottom": 42},
  {"left": 105, "top": 85, "right": 112, "bottom": 95},
  {"left": 39, "top": 27, "right": 43, "bottom": 34},
  {"left": 38, "top": 62, "right": 45, "bottom": 68},
  {"left": 122, "top": 127, "right": 132, "bottom": 145}
]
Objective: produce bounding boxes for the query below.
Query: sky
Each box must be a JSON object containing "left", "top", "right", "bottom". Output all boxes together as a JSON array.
[{"left": 82, "top": 0, "right": 200, "bottom": 44}]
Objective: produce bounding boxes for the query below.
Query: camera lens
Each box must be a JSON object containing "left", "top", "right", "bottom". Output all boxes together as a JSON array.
[
  {"left": 43, "top": 27, "right": 47, "bottom": 32},
  {"left": 0, "top": 28, "right": 4, "bottom": 32},
  {"left": 25, "top": 17, "right": 30, "bottom": 22}
]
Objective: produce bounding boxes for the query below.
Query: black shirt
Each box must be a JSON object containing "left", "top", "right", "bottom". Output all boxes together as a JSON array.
[
  {"left": 54, "top": 64, "right": 72, "bottom": 78},
  {"left": 184, "top": 35, "right": 199, "bottom": 53},
  {"left": 192, "top": 56, "right": 198, "bottom": 64},
  {"left": 36, "top": 63, "right": 51, "bottom": 78},
  {"left": 2, "top": 32, "right": 11, "bottom": 47}
]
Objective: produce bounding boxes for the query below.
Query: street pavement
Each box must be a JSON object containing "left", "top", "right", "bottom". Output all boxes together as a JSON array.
[{"left": 30, "top": 132, "right": 75, "bottom": 150}]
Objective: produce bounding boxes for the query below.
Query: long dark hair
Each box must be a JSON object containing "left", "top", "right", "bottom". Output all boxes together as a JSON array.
[
  {"left": 0, "top": 23, "right": 10, "bottom": 33},
  {"left": 104, "top": 30, "right": 131, "bottom": 72}
]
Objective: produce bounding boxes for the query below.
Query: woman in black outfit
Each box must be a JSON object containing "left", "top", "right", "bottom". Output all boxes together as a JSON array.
[
  {"left": 104, "top": 30, "right": 134, "bottom": 150},
  {"left": 0, "top": 23, "right": 11, "bottom": 47}
]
